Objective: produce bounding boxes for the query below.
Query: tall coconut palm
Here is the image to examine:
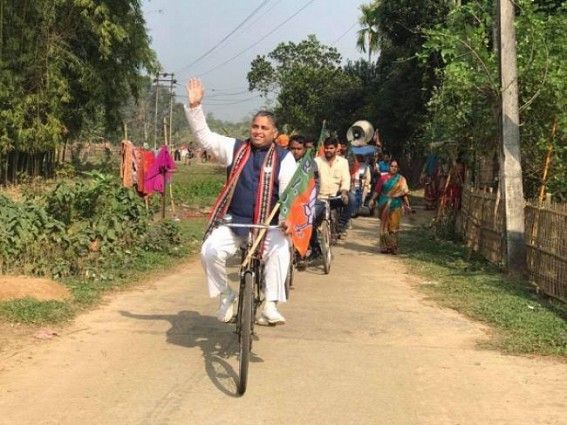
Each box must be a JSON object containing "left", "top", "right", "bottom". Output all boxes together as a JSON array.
[{"left": 356, "top": 2, "right": 380, "bottom": 62}]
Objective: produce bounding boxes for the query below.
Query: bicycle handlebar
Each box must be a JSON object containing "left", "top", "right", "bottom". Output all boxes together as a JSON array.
[
  {"left": 221, "top": 222, "right": 282, "bottom": 230},
  {"left": 318, "top": 195, "right": 342, "bottom": 202},
  {"left": 215, "top": 214, "right": 282, "bottom": 231}
]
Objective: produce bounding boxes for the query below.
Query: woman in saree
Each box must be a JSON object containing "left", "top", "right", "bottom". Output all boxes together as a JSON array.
[{"left": 367, "top": 160, "right": 410, "bottom": 254}]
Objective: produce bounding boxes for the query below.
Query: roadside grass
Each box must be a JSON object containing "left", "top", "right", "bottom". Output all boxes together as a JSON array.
[
  {"left": 0, "top": 299, "right": 74, "bottom": 324},
  {"left": 172, "top": 162, "right": 225, "bottom": 208},
  {"left": 400, "top": 225, "right": 567, "bottom": 357}
]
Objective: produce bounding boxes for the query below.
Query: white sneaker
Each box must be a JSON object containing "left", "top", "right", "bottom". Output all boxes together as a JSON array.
[
  {"left": 257, "top": 301, "right": 285, "bottom": 325},
  {"left": 217, "top": 288, "right": 238, "bottom": 323}
]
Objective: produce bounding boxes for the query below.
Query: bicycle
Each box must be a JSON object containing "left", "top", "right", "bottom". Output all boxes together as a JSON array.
[
  {"left": 218, "top": 215, "right": 283, "bottom": 395},
  {"left": 313, "top": 196, "right": 341, "bottom": 274}
]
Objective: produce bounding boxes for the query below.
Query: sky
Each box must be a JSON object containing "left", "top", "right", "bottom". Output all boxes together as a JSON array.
[{"left": 142, "top": 0, "right": 368, "bottom": 122}]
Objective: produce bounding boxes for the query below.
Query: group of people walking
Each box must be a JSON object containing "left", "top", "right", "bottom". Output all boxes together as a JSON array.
[{"left": 184, "top": 77, "right": 410, "bottom": 326}]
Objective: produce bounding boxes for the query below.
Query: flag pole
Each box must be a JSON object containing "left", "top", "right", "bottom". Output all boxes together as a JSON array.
[
  {"left": 241, "top": 203, "right": 281, "bottom": 268},
  {"left": 314, "top": 119, "right": 327, "bottom": 154}
]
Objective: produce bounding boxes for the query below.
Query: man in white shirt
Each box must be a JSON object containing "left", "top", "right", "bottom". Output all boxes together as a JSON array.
[
  {"left": 309, "top": 137, "right": 356, "bottom": 256},
  {"left": 184, "top": 77, "right": 296, "bottom": 325}
]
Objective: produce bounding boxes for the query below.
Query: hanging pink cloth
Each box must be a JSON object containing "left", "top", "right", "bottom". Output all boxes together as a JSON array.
[{"left": 144, "top": 145, "right": 176, "bottom": 194}]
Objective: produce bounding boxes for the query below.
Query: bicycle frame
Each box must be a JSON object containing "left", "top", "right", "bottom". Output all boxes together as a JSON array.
[
  {"left": 318, "top": 195, "right": 342, "bottom": 245},
  {"left": 217, "top": 217, "right": 280, "bottom": 395},
  {"left": 236, "top": 240, "right": 264, "bottom": 333},
  {"left": 313, "top": 196, "right": 341, "bottom": 274}
]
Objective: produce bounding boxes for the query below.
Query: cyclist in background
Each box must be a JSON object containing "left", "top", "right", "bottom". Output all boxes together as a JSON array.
[
  {"left": 184, "top": 77, "right": 296, "bottom": 325},
  {"left": 308, "top": 137, "right": 355, "bottom": 258}
]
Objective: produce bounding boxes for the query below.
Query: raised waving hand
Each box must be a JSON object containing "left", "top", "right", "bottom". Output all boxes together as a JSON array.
[{"left": 185, "top": 77, "right": 205, "bottom": 108}]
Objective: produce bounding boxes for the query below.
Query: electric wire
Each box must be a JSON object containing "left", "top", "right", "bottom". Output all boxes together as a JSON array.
[
  {"left": 206, "top": 89, "right": 251, "bottom": 98},
  {"left": 177, "top": 0, "right": 272, "bottom": 73},
  {"left": 203, "top": 94, "right": 264, "bottom": 106},
  {"left": 331, "top": 21, "right": 358, "bottom": 45},
  {"left": 198, "top": 0, "right": 317, "bottom": 77},
  {"left": 238, "top": 0, "right": 284, "bottom": 35}
]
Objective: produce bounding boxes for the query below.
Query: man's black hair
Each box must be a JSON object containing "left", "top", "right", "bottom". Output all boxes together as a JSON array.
[
  {"left": 323, "top": 136, "right": 339, "bottom": 147},
  {"left": 289, "top": 135, "right": 307, "bottom": 146}
]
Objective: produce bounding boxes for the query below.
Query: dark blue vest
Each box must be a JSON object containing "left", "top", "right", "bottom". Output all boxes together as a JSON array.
[{"left": 227, "top": 140, "right": 288, "bottom": 236}]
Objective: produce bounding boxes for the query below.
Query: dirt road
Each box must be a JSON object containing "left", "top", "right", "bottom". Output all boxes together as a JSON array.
[{"left": 1, "top": 215, "right": 566, "bottom": 425}]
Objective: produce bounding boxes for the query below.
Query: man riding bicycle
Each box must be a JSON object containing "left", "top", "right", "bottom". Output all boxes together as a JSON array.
[
  {"left": 184, "top": 77, "right": 296, "bottom": 325},
  {"left": 309, "top": 136, "right": 356, "bottom": 258}
]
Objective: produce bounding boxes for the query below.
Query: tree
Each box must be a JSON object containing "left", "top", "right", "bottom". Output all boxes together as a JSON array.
[
  {"left": 422, "top": 0, "right": 567, "bottom": 199},
  {"left": 356, "top": 3, "right": 381, "bottom": 62},
  {"left": 0, "top": 0, "right": 158, "bottom": 183},
  {"left": 362, "top": 0, "right": 448, "bottom": 158},
  {"left": 247, "top": 35, "right": 362, "bottom": 137}
]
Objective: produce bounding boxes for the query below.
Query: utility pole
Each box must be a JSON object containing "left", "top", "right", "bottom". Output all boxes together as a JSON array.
[
  {"left": 498, "top": 0, "right": 525, "bottom": 272},
  {"left": 153, "top": 72, "right": 176, "bottom": 148},
  {"left": 168, "top": 74, "right": 177, "bottom": 148},
  {"left": 153, "top": 72, "right": 160, "bottom": 149}
]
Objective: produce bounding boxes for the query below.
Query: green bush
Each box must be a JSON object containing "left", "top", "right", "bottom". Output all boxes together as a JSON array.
[
  {"left": 0, "top": 172, "right": 182, "bottom": 279},
  {"left": 143, "top": 219, "right": 184, "bottom": 255}
]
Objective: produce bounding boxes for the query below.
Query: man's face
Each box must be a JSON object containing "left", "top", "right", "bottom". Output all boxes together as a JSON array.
[
  {"left": 249, "top": 116, "right": 277, "bottom": 147},
  {"left": 324, "top": 143, "right": 338, "bottom": 160},
  {"left": 288, "top": 141, "right": 305, "bottom": 160}
]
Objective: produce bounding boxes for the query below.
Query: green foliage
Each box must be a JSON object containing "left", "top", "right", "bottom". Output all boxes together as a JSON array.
[
  {"left": 422, "top": 0, "right": 567, "bottom": 199},
  {"left": 0, "top": 172, "right": 183, "bottom": 279},
  {"left": 356, "top": 3, "right": 380, "bottom": 59},
  {"left": 247, "top": 34, "right": 363, "bottom": 137},
  {"left": 356, "top": 0, "right": 448, "bottom": 158},
  {"left": 0, "top": 0, "right": 158, "bottom": 175},
  {"left": 143, "top": 219, "right": 183, "bottom": 254},
  {"left": 0, "top": 160, "right": 214, "bottom": 325},
  {"left": 0, "top": 194, "right": 68, "bottom": 276}
]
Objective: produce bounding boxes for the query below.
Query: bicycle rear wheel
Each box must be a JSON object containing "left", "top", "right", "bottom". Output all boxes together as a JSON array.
[
  {"left": 237, "top": 271, "right": 254, "bottom": 395},
  {"left": 320, "top": 220, "right": 332, "bottom": 274}
]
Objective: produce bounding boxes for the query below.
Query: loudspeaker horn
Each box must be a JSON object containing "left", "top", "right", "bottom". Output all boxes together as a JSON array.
[{"left": 346, "top": 120, "right": 374, "bottom": 147}]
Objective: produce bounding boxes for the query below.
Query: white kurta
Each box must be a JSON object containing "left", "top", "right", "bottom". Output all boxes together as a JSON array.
[{"left": 185, "top": 105, "right": 296, "bottom": 302}]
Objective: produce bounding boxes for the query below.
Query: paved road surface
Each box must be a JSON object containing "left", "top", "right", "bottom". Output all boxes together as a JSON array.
[{"left": 1, "top": 216, "right": 566, "bottom": 424}]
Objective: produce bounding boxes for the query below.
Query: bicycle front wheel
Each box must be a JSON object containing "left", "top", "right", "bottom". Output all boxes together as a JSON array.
[
  {"left": 237, "top": 271, "right": 254, "bottom": 395},
  {"left": 330, "top": 210, "right": 339, "bottom": 244},
  {"left": 320, "top": 220, "right": 332, "bottom": 274},
  {"left": 284, "top": 250, "right": 294, "bottom": 298}
]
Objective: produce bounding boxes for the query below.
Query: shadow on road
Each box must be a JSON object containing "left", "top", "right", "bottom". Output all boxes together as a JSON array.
[{"left": 119, "top": 309, "right": 263, "bottom": 397}]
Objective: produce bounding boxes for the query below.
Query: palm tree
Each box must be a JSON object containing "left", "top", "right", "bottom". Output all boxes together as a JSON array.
[{"left": 356, "top": 2, "right": 380, "bottom": 63}]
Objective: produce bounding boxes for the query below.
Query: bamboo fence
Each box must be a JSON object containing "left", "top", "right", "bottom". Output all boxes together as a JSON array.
[
  {"left": 525, "top": 200, "right": 567, "bottom": 302},
  {"left": 460, "top": 188, "right": 566, "bottom": 302}
]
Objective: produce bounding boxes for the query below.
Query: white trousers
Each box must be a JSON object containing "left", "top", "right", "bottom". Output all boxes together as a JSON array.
[{"left": 200, "top": 225, "right": 290, "bottom": 302}]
